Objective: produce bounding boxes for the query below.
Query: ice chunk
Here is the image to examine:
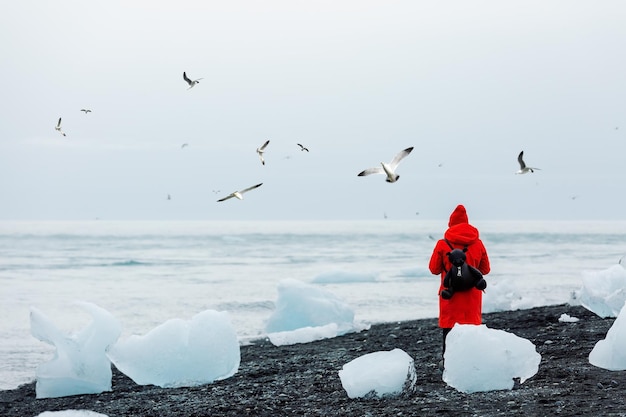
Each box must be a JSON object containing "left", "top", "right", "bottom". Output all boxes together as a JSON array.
[
  {"left": 482, "top": 278, "right": 535, "bottom": 313},
  {"left": 589, "top": 302, "right": 626, "bottom": 370},
  {"left": 443, "top": 324, "right": 541, "bottom": 393},
  {"left": 558, "top": 313, "right": 580, "bottom": 323},
  {"left": 36, "top": 411, "right": 109, "bottom": 417},
  {"left": 578, "top": 265, "right": 626, "bottom": 318},
  {"left": 339, "top": 348, "right": 416, "bottom": 398},
  {"left": 30, "top": 302, "right": 121, "bottom": 399},
  {"left": 265, "top": 279, "right": 356, "bottom": 334},
  {"left": 267, "top": 323, "right": 340, "bottom": 346},
  {"left": 107, "top": 310, "right": 240, "bottom": 388}
]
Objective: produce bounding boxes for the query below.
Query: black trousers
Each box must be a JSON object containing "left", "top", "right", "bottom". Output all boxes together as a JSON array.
[{"left": 442, "top": 328, "right": 452, "bottom": 356}]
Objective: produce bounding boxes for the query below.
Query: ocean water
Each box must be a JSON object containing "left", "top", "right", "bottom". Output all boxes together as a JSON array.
[{"left": 1, "top": 219, "right": 625, "bottom": 390}]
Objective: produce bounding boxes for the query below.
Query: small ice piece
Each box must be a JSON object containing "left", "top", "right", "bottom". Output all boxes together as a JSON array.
[
  {"left": 339, "top": 348, "right": 416, "bottom": 398},
  {"left": 558, "top": 313, "right": 580, "bottom": 323},
  {"left": 267, "top": 323, "right": 340, "bottom": 346},
  {"left": 36, "top": 411, "right": 109, "bottom": 417}
]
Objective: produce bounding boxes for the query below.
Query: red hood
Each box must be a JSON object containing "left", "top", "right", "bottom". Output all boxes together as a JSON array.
[
  {"left": 444, "top": 223, "right": 479, "bottom": 246},
  {"left": 445, "top": 205, "right": 478, "bottom": 245}
]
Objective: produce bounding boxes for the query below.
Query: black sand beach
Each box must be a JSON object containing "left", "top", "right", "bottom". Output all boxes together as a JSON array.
[{"left": 2, "top": 304, "right": 626, "bottom": 417}]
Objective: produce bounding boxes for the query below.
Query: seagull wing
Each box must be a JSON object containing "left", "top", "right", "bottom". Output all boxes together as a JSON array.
[
  {"left": 259, "top": 140, "right": 270, "bottom": 151},
  {"left": 389, "top": 147, "right": 414, "bottom": 170},
  {"left": 517, "top": 151, "right": 526, "bottom": 169},
  {"left": 183, "top": 72, "right": 192, "bottom": 85},
  {"left": 217, "top": 193, "right": 236, "bottom": 202},
  {"left": 57, "top": 118, "right": 62, "bottom": 128},
  {"left": 358, "top": 167, "right": 384, "bottom": 177},
  {"left": 239, "top": 183, "right": 263, "bottom": 195}
]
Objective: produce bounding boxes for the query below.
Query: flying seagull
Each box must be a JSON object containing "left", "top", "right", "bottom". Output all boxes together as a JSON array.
[
  {"left": 357, "top": 147, "right": 414, "bottom": 183},
  {"left": 183, "top": 72, "right": 203, "bottom": 89},
  {"left": 297, "top": 143, "right": 309, "bottom": 152},
  {"left": 256, "top": 140, "right": 270, "bottom": 165},
  {"left": 54, "top": 117, "right": 66, "bottom": 137},
  {"left": 80, "top": 109, "right": 92, "bottom": 114},
  {"left": 181, "top": 143, "right": 189, "bottom": 149},
  {"left": 217, "top": 183, "right": 263, "bottom": 202},
  {"left": 516, "top": 151, "right": 541, "bottom": 174}
]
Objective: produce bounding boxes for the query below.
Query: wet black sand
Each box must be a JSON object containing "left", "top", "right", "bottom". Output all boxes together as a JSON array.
[{"left": 2, "top": 304, "right": 626, "bottom": 416}]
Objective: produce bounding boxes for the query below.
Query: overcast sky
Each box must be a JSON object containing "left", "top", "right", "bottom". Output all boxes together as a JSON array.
[{"left": 1, "top": 1, "right": 625, "bottom": 221}]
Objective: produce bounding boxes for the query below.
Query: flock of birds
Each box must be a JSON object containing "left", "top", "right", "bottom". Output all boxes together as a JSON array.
[
  {"left": 213, "top": 146, "right": 541, "bottom": 203},
  {"left": 53, "top": 71, "right": 543, "bottom": 206},
  {"left": 54, "top": 110, "right": 91, "bottom": 137}
]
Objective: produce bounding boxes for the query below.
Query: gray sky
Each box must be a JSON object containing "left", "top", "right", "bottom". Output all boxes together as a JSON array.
[{"left": 1, "top": 1, "right": 625, "bottom": 221}]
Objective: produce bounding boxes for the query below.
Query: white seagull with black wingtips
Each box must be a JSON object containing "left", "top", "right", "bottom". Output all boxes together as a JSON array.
[
  {"left": 55, "top": 117, "right": 66, "bottom": 137},
  {"left": 516, "top": 151, "right": 541, "bottom": 174},
  {"left": 256, "top": 140, "right": 270, "bottom": 165},
  {"left": 358, "top": 147, "right": 414, "bottom": 183},
  {"left": 217, "top": 183, "right": 263, "bottom": 202},
  {"left": 183, "top": 72, "right": 203, "bottom": 89}
]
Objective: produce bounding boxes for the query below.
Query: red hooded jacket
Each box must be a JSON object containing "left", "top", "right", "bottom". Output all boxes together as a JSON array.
[{"left": 428, "top": 205, "right": 490, "bottom": 328}]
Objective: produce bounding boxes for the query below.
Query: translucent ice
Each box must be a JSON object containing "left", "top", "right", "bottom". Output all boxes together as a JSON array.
[
  {"left": 107, "top": 310, "right": 240, "bottom": 388},
  {"left": 30, "top": 302, "right": 121, "bottom": 399},
  {"left": 443, "top": 324, "right": 541, "bottom": 393},
  {"left": 36, "top": 411, "right": 109, "bottom": 417},
  {"left": 338, "top": 348, "right": 416, "bottom": 398},
  {"left": 578, "top": 264, "right": 626, "bottom": 318},
  {"left": 589, "top": 302, "right": 626, "bottom": 370},
  {"left": 265, "top": 278, "right": 356, "bottom": 334}
]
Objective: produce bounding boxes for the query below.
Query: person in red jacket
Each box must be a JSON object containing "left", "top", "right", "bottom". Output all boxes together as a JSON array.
[{"left": 429, "top": 204, "right": 491, "bottom": 358}]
